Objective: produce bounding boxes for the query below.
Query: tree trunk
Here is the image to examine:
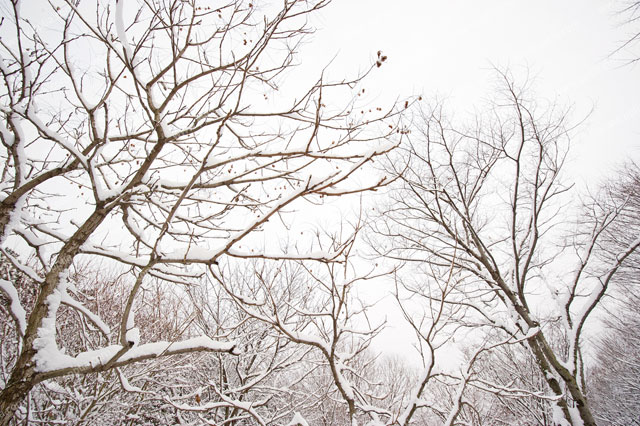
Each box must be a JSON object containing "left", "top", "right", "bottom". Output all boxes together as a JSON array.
[
  {"left": 0, "top": 207, "right": 110, "bottom": 422},
  {"left": 528, "top": 334, "right": 597, "bottom": 426},
  {"left": 0, "top": 360, "right": 39, "bottom": 426}
]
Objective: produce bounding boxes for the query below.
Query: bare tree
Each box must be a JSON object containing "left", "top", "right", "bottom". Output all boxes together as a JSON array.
[
  {"left": 589, "top": 301, "right": 640, "bottom": 426},
  {"left": 381, "top": 257, "right": 482, "bottom": 426},
  {"left": 0, "top": 0, "right": 403, "bottom": 422},
  {"left": 588, "top": 163, "right": 640, "bottom": 426},
  {"left": 381, "top": 262, "right": 556, "bottom": 426},
  {"left": 217, "top": 227, "right": 500, "bottom": 426},
  {"left": 613, "top": 1, "right": 640, "bottom": 62},
  {"left": 216, "top": 229, "right": 394, "bottom": 426},
  {"left": 0, "top": 256, "right": 195, "bottom": 424},
  {"left": 372, "top": 70, "right": 640, "bottom": 426}
]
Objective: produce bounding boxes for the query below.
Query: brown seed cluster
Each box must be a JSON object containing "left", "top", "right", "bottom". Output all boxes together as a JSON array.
[{"left": 376, "top": 50, "right": 387, "bottom": 68}]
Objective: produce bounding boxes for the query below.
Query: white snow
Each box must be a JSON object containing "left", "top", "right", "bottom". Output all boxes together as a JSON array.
[
  {"left": 0, "top": 171, "right": 27, "bottom": 248},
  {"left": 42, "top": 381, "right": 68, "bottom": 394},
  {"left": 33, "top": 334, "right": 236, "bottom": 373},
  {"left": 167, "top": 391, "right": 266, "bottom": 425},
  {"left": 0, "top": 278, "right": 27, "bottom": 336},
  {"left": 552, "top": 404, "right": 573, "bottom": 426},
  {"left": 568, "top": 406, "right": 586, "bottom": 426},
  {"left": 524, "top": 326, "right": 540, "bottom": 339},
  {"left": 397, "top": 353, "right": 435, "bottom": 425},
  {"left": 287, "top": 412, "right": 309, "bottom": 426},
  {"left": 334, "top": 359, "right": 355, "bottom": 400},
  {"left": 117, "top": 368, "right": 144, "bottom": 393},
  {"left": 93, "top": 178, "right": 126, "bottom": 202},
  {"left": 32, "top": 271, "right": 70, "bottom": 372},
  {"left": 125, "top": 327, "right": 140, "bottom": 346},
  {"left": 443, "top": 371, "right": 469, "bottom": 426},
  {"left": 167, "top": 245, "right": 219, "bottom": 262},
  {"left": 80, "top": 244, "right": 150, "bottom": 267},
  {"left": 0, "top": 119, "right": 15, "bottom": 146},
  {"left": 61, "top": 293, "right": 111, "bottom": 336},
  {"left": 115, "top": 0, "right": 134, "bottom": 62},
  {"left": 21, "top": 107, "right": 88, "bottom": 167}
]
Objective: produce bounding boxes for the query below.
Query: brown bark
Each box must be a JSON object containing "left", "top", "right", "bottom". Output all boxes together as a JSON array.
[
  {"left": 535, "top": 333, "right": 597, "bottom": 426},
  {"left": 0, "top": 205, "right": 109, "bottom": 424},
  {"left": 528, "top": 332, "right": 597, "bottom": 426}
]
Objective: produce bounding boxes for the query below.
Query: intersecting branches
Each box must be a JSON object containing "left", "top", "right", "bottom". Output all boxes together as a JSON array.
[{"left": 0, "top": 0, "right": 404, "bottom": 421}]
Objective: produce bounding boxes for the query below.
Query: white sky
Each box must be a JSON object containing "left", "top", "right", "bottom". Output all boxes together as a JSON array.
[
  {"left": 6, "top": 0, "right": 635, "bottom": 367},
  {"left": 294, "top": 0, "right": 640, "bottom": 362},
  {"left": 304, "top": 0, "right": 640, "bottom": 186}
]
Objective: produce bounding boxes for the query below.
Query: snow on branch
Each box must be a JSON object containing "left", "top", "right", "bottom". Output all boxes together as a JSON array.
[
  {"left": 0, "top": 278, "right": 27, "bottom": 337},
  {"left": 60, "top": 292, "right": 111, "bottom": 336},
  {"left": 164, "top": 385, "right": 268, "bottom": 426},
  {"left": 34, "top": 335, "right": 238, "bottom": 378}
]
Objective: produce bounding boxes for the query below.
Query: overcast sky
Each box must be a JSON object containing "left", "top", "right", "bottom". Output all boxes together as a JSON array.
[
  {"left": 293, "top": 1, "right": 640, "bottom": 361},
  {"left": 304, "top": 0, "right": 640, "bottom": 186}
]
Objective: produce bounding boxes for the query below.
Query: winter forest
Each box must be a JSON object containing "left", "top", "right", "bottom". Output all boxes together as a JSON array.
[{"left": 0, "top": 0, "right": 639, "bottom": 425}]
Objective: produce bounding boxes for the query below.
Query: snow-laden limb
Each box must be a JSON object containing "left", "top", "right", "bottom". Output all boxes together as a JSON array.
[
  {"left": 0, "top": 278, "right": 27, "bottom": 336},
  {"left": 33, "top": 335, "right": 237, "bottom": 377},
  {"left": 19, "top": 107, "right": 88, "bottom": 167},
  {"left": 0, "top": 185, "right": 27, "bottom": 248},
  {"left": 442, "top": 370, "right": 470, "bottom": 426},
  {"left": 79, "top": 244, "right": 151, "bottom": 267},
  {"left": 5, "top": 113, "right": 27, "bottom": 188},
  {"left": 114, "top": 0, "right": 134, "bottom": 66},
  {"left": 469, "top": 378, "right": 563, "bottom": 400},
  {"left": 333, "top": 358, "right": 356, "bottom": 401},
  {"left": 396, "top": 348, "right": 435, "bottom": 426},
  {"left": 165, "top": 398, "right": 246, "bottom": 412},
  {"left": 60, "top": 292, "right": 111, "bottom": 336},
  {"left": 0, "top": 117, "right": 15, "bottom": 148},
  {"left": 125, "top": 327, "right": 140, "bottom": 347},
  {"left": 32, "top": 271, "right": 71, "bottom": 373},
  {"left": 553, "top": 404, "right": 573, "bottom": 426},
  {"left": 116, "top": 368, "right": 145, "bottom": 394}
]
